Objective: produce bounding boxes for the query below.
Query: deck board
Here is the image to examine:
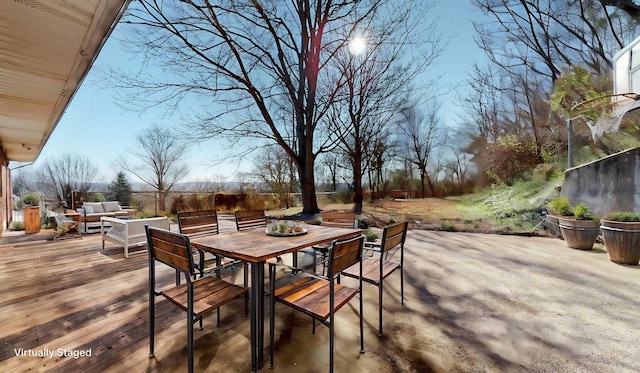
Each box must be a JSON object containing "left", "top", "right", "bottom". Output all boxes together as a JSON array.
[{"left": 0, "top": 231, "right": 252, "bottom": 372}]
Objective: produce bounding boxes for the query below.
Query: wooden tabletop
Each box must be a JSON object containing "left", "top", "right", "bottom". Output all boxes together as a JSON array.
[{"left": 191, "top": 224, "right": 361, "bottom": 263}]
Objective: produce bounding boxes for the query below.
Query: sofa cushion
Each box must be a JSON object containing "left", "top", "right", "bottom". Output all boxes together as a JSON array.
[
  {"left": 102, "top": 201, "right": 122, "bottom": 213},
  {"left": 80, "top": 206, "right": 93, "bottom": 214},
  {"left": 83, "top": 212, "right": 116, "bottom": 222},
  {"left": 83, "top": 202, "right": 104, "bottom": 213}
]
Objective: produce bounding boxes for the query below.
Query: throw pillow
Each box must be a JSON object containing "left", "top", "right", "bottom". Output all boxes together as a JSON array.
[{"left": 102, "top": 201, "right": 122, "bottom": 213}]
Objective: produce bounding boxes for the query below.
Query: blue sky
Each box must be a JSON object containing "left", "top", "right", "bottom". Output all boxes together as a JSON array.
[{"left": 16, "top": 1, "right": 486, "bottom": 184}]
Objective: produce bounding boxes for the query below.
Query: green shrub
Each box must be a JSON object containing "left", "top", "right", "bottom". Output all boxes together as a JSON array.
[
  {"left": 11, "top": 221, "right": 24, "bottom": 231},
  {"left": 137, "top": 211, "right": 157, "bottom": 219},
  {"left": 606, "top": 211, "right": 640, "bottom": 222},
  {"left": 440, "top": 221, "right": 456, "bottom": 232},
  {"left": 574, "top": 203, "right": 596, "bottom": 220},
  {"left": 363, "top": 230, "right": 379, "bottom": 242},
  {"left": 548, "top": 197, "right": 573, "bottom": 216},
  {"left": 21, "top": 192, "right": 40, "bottom": 206}
]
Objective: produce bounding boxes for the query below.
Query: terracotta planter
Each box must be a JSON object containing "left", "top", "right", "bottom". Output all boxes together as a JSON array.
[
  {"left": 557, "top": 217, "right": 600, "bottom": 250},
  {"left": 600, "top": 220, "right": 640, "bottom": 265}
]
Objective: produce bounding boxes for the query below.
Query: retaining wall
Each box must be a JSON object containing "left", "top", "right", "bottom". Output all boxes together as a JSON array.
[{"left": 562, "top": 147, "right": 640, "bottom": 217}]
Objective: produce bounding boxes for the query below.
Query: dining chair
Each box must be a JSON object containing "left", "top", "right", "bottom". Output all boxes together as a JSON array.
[
  {"left": 234, "top": 209, "right": 283, "bottom": 264},
  {"left": 341, "top": 221, "right": 408, "bottom": 336},
  {"left": 298, "top": 211, "right": 357, "bottom": 275},
  {"left": 176, "top": 210, "right": 214, "bottom": 284},
  {"left": 145, "top": 226, "right": 248, "bottom": 373},
  {"left": 234, "top": 209, "right": 266, "bottom": 231},
  {"left": 269, "top": 235, "right": 365, "bottom": 373}
]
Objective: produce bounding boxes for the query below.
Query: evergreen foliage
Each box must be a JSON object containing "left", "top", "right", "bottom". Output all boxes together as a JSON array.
[{"left": 107, "top": 172, "right": 132, "bottom": 206}]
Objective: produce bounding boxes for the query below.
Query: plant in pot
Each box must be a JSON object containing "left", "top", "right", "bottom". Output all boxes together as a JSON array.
[
  {"left": 557, "top": 202, "right": 600, "bottom": 250},
  {"left": 545, "top": 197, "right": 574, "bottom": 238},
  {"left": 600, "top": 211, "right": 640, "bottom": 265},
  {"left": 21, "top": 192, "right": 42, "bottom": 234},
  {"left": 21, "top": 192, "right": 40, "bottom": 207}
]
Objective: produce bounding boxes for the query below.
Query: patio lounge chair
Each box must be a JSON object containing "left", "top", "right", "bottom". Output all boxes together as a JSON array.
[{"left": 53, "top": 214, "right": 82, "bottom": 240}]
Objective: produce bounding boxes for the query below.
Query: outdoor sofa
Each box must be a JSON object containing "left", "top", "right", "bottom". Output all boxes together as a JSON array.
[
  {"left": 76, "top": 201, "right": 136, "bottom": 233},
  {"left": 101, "top": 216, "right": 170, "bottom": 258}
]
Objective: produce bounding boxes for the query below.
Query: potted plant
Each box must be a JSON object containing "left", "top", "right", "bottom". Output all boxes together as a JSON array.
[
  {"left": 21, "top": 192, "right": 41, "bottom": 234},
  {"left": 545, "top": 197, "right": 574, "bottom": 237},
  {"left": 557, "top": 202, "right": 600, "bottom": 250},
  {"left": 600, "top": 211, "right": 640, "bottom": 265}
]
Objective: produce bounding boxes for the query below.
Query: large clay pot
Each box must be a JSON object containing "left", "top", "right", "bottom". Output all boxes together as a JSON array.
[
  {"left": 600, "top": 220, "right": 640, "bottom": 265},
  {"left": 557, "top": 217, "right": 600, "bottom": 250}
]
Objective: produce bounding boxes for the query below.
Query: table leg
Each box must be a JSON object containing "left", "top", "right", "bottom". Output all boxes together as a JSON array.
[{"left": 250, "top": 262, "right": 265, "bottom": 371}]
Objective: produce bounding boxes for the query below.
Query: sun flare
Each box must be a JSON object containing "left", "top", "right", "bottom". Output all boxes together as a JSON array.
[{"left": 348, "top": 37, "right": 366, "bottom": 55}]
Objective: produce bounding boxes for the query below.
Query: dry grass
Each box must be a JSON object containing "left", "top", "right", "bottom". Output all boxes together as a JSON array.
[{"left": 269, "top": 198, "right": 519, "bottom": 235}]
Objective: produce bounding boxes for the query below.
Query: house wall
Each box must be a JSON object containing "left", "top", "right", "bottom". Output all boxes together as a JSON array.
[
  {"left": 562, "top": 147, "right": 640, "bottom": 217},
  {"left": 0, "top": 148, "right": 9, "bottom": 234}
]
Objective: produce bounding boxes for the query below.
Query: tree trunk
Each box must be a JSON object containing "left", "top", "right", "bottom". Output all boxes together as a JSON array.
[
  {"left": 353, "top": 159, "right": 363, "bottom": 213},
  {"left": 299, "top": 162, "right": 319, "bottom": 215}
]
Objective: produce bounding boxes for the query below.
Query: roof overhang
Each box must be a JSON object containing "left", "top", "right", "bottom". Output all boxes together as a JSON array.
[{"left": 0, "top": 0, "right": 129, "bottom": 162}]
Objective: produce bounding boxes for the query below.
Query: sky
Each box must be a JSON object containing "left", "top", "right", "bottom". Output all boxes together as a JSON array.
[{"left": 13, "top": 1, "right": 487, "bottom": 185}]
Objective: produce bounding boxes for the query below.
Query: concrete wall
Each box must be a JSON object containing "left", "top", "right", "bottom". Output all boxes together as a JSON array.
[{"left": 562, "top": 147, "right": 640, "bottom": 217}]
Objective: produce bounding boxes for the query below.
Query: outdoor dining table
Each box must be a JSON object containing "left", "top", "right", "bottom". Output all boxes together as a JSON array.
[{"left": 190, "top": 224, "right": 361, "bottom": 372}]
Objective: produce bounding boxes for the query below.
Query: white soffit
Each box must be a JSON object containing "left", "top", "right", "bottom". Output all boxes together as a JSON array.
[{"left": 0, "top": 0, "right": 129, "bottom": 162}]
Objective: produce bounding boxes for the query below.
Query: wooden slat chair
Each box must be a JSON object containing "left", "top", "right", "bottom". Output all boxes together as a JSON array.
[
  {"left": 234, "top": 209, "right": 282, "bottom": 263},
  {"left": 177, "top": 210, "right": 243, "bottom": 283},
  {"left": 269, "top": 235, "right": 365, "bottom": 373},
  {"left": 145, "top": 226, "right": 249, "bottom": 373},
  {"left": 341, "top": 221, "right": 408, "bottom": 336},
  {"left": 176, "top": 210, "right": 229, "bottom": 284},
  {"left": 234, "top": 209, "right": 266, "bottom": 231},
  {"left": 299, "top": 211, "right": 357, "bottom": 275},
  {"left": 53, "top": 214, "right": 82, "bottom": 240}
]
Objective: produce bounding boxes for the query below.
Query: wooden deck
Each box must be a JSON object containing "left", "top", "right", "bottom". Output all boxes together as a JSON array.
[
  {"left": 0, "top": 226, "right": 387, "bottom": 372},
  {"left": 0, "top": 229, "right": 255, "bottom": 372},
  {"left": 3, "top": 227, "right": 640, "bottom": 372}
]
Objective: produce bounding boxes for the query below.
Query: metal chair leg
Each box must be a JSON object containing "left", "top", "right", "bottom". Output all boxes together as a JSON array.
[
  {"left": 269, "top": 264, "right": 276, "bottom": 369},
  {"left": 378, "top": 281, "right": 383, "bottom": 336}
]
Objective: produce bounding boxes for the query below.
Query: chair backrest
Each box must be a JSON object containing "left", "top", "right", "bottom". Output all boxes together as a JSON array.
[
  {"left": 235, "top": 210, "right": 266, "bottom": 231},
  {"left": 54, "top": 214, "right": 74, "bottom": 225},
  {"left": 380, "top": 221, "right": 408, "bottom": 255},
  {"left": 321, "top": 211, "right": 356, "bottom": 228},
  {"left": 145, "top": 226, "right": 195, "bottom": 274},
  {"left": 328, "top": 235, "right": 364, "bottom": 278},
  {"left": 178, "top": 210, "right": 219, "bottom": 237}
]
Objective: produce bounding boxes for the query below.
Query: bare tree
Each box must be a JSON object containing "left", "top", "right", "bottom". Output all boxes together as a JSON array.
[
  {"left": 326, "top": 0, "right": 443, "bottom": 212},
  {"left": 11, "top": 168, "right": 33, "bottom": 199},
  {"left": 37, "top": 153, "right": 98, "bottom": 208},
  {"left": 398, "top": 103, "right": 442, "bottom": 198},
  {"left": 253, "top": 146, "right": 298, "bottom": 209},
  {"left": 472, "top": 0, "right": 637, "bottom": 83},
  {"left": 119, "top": 124, "right": 188, "bottom": 212},
  {"left": 600, "top": 0, "right": 640, "bottom": 18},
  {"left": 462, "top": 0, "right": 640, "bottom": 175},
  {"left": 110, "top": 0, "right": 394, "bottom": 215}
]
